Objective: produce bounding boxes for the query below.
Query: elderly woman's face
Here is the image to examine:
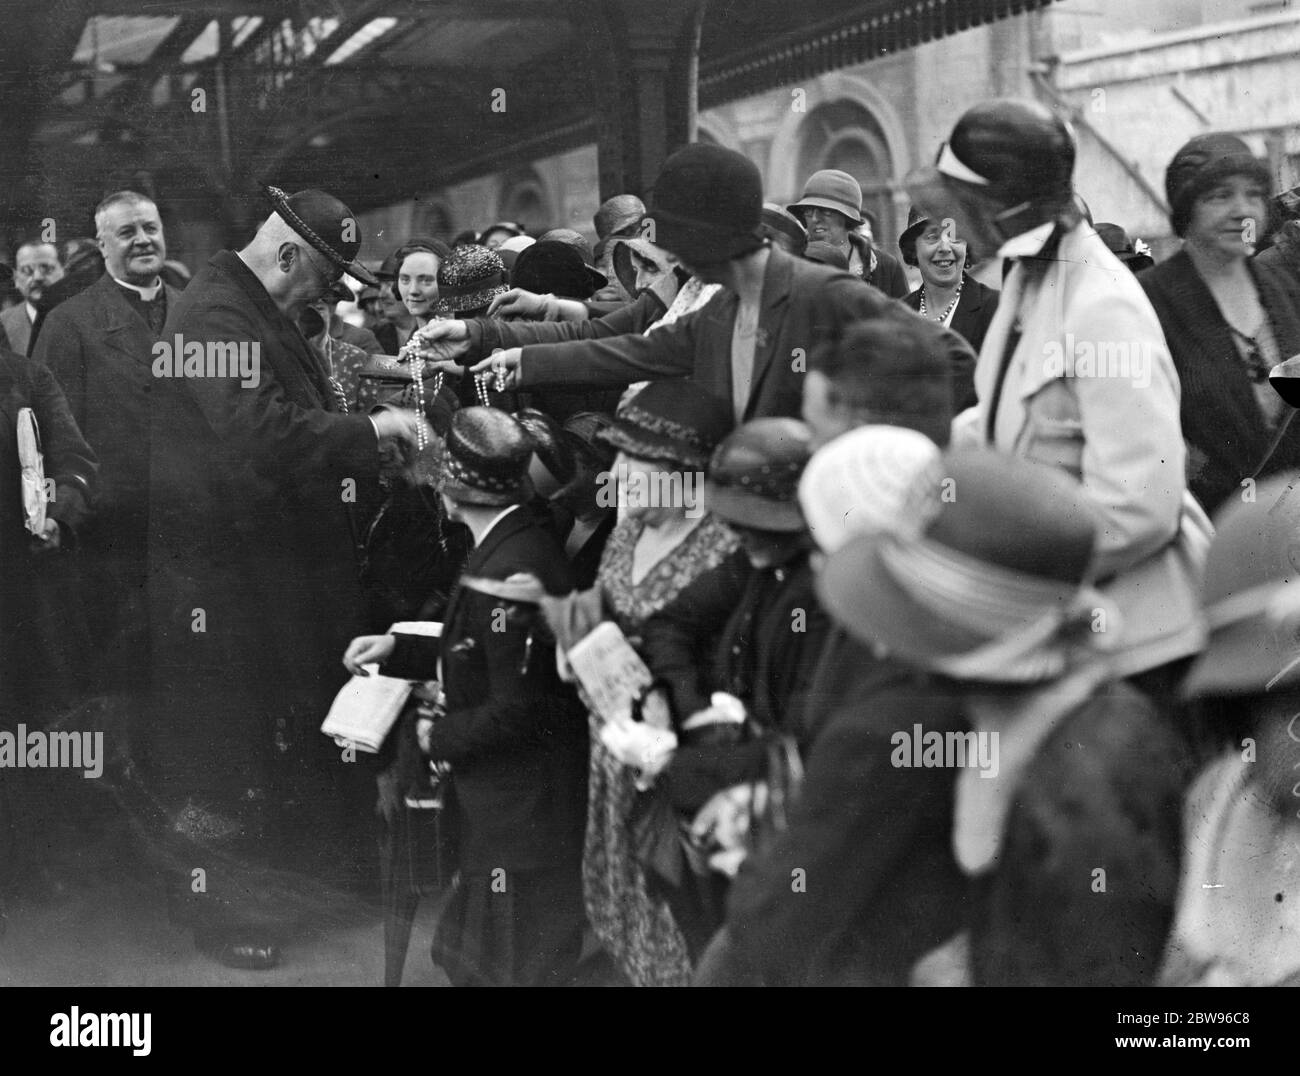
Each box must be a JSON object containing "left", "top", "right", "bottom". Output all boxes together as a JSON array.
[
  {"left": 614, "top": 450, "right": 689, "bottom": 524},
  {"left": 1188, "top": 174, "right": 1269, "bottom": 261},
  {"left": 398, "top": 252, "right": 441, "bottom": 319},
  {"left": 801, "top": 206, "right": 851, "bottom": 247},
  {"left": 915, "top": 220, "right": 968, "bottom": 290}
]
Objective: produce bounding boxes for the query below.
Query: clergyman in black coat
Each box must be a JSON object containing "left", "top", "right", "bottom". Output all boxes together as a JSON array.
[{"left": 143, "top": 188, "right": 418, "bottom": 969}]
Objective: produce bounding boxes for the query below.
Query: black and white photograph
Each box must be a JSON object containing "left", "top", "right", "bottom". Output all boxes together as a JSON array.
[{"left": 0, "top": 0, "right": 1295, "bottom": 1033}]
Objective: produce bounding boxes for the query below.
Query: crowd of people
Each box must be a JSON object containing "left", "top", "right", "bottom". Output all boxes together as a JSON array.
[{"left": 3, "top": 94, "right": 1300, "bottom": 987}]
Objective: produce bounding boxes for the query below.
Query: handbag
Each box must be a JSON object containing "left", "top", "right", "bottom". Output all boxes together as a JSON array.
[{"left": 624, "top": 683, "right": 727, "bottom": 956}]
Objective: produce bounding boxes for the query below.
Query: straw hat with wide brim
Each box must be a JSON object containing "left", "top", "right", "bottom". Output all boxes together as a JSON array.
[{"left": 817, "top": 448, "right": 1109, "bottom": 683}]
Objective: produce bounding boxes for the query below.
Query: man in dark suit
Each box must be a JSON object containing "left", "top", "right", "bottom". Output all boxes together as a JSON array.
[
  {"left": 0, "top": 346, "right": 97, "bottom": 921},
  {"left": 32, "top": 191, "right": 180, "bottom": 689},
  {"left": 145, "top": 187, "right": 421, "bottom": 970},
  {"left": 416, "top": 146, "right": 976, "bottom": 426},
  {"left": 345, "top": 407, "right": 589, "bottom": 987},
  {"left": 2, "top": 238, "right": 62, "bottom": 355},
  {"left": 0, "top": 346, "right": 97, "bottom": 717}
]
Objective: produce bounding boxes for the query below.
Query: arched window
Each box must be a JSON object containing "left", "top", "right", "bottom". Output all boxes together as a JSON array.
[
  {"left": 414, "top": 201, "right": 453, "bottom": 244},
  {"left": 795, "top": 100, "right": 897, "bottom": 246},
  {"left": 497, "top": 168, "right": 551, "bottom": 234}
]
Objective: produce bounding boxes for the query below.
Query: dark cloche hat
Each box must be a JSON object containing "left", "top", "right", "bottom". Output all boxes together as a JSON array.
[
  {"left": 705, "top": 418, "right": 813, "bottom": 532},
  {"left": 905, "top": 99, "right": 1076, "bottom": 221},
  {"left": 265, "top": 186, "right": 377, "bottom": 285},
  {"left": 596, "top": 380, "right": 733, "bottom": 471},
  {"left": 649, "top": 144, "right": 765, "bottom": 266},
  {"left": 1164, "top": 132, "right": 1271, "bottom": 238},
  {"left": 439, "top": 406, "right": 534, "bottom": 506}
]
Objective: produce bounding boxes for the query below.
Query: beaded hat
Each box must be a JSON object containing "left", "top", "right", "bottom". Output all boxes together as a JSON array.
[
  {"left": 705, "top": 418, "right": 813, "bottom": 532},
  {"left": 596, "top": 381, "right": 733, "bottom": 472},
  {"left": 264, "top": 186, "right": 377, "bottom": 285},
  {"left": 439, "top": 406, "right": 534, "bottom": 506},
  {"left": 434, "top": 244, "right": 509, "bottom": 316}
]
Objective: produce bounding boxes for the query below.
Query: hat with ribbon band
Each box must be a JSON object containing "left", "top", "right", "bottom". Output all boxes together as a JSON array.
[{"left": 264, "top": 186, "right": 377, "bottom": 285}]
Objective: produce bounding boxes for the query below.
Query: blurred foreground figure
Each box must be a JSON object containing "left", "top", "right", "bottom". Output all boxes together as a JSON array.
[{"left": 1160, "top": 474, "right": 1300, "bottom": 987}]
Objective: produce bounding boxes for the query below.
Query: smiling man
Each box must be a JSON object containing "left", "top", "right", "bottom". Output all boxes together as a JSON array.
[{"left": 31, "top": 191, "right": 180, "bottom": 695}]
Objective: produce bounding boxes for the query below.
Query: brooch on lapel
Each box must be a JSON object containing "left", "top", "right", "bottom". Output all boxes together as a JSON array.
[
  {"left": 755, "top": 328, "right": 770, "bottom": 350},
  {"left": 449, "top": 637, "right": 477, "bottom": 656}
]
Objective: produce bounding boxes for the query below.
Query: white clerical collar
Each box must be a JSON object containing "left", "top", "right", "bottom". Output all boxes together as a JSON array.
[
  {"left": 996, "top": 221, "right": 1056, "bottom": 261},
  {"left": 113, "top": 276, "right": 163, "bottom": 301},
  {"left": 477, "top": 503, "right": 522, "bottom": 546}
]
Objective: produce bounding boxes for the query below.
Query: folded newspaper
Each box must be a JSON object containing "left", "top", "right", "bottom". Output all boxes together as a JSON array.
[
  {"left": 321, "top": 622, "right": 442, "bottom": 752},
  {"left": 565, "top": 621, "right": 654, "bottom": 725}
]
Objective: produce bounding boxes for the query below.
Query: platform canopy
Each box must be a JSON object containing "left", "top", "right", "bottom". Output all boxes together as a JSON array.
[{"left": 0, "top": 0, "right": 1055, "bottom": 241}]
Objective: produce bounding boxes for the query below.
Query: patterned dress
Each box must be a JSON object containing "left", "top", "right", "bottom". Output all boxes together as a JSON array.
[{"left": 584, "top": 513, "right": 737, "bottom": 986}]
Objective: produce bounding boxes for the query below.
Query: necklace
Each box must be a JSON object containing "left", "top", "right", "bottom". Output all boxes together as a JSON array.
[
  {"left": 397, "top": 333, "right": 443, "bottom": 451},
  {"left": 473, "top": 359, "right": 511, "bottom": 409},
  {"left": 474, "top": 371, "right": 492, "bottom": 408},
  {"left": 321, "top": 332, "right": 350, "bottom": 414},
  {"left": 919, "top": 278, "right": 963, "bottom": 322}
]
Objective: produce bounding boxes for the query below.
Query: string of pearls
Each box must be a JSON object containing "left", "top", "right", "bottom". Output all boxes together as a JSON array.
[{"left": 398, "top": 332, "right": 443, "bottom": 451}]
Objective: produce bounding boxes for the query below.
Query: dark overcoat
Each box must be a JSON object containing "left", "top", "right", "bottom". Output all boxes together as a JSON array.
[
  {"left": 0, "top": 348, "right": 96, "bottom": 716},
  {"left": 145, "top": 251, "right": 381, "bottom": 898},
  {"left": 32, "top": 273, "right": 180, "bottom": 678},
  {"left": 383, "top": 506, "right": 589, "bottom": 874}
]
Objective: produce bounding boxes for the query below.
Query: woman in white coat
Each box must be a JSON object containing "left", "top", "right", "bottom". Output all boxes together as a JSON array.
[{"left": 906, "top": 98, "right": 1207, "bottom": 706}]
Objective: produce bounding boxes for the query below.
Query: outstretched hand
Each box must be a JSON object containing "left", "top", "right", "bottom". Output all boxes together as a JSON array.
[
  {"left": 487, "top": 289, "right": 556, "bottom": 321},
  {"left": 468, "top": 348, "right": 522, "bottom": 390},
  {"left": 410, "top": 319, "right": 471, "bottom": 367}
]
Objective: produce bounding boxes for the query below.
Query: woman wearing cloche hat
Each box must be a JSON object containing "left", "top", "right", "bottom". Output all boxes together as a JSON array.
[
  {"left": 538, "top": 380, "right": 739, "bottom": 986},
  {"left": 788, "top": 168, "right": 909, "bottom": 297},
  {"left": 907, "top": 98, "right": 1204, "bottom": 702},
  {"left": 1139, "top": 132, "right": 1300, "bottom": 515},
  {"left": 819, "top": 448, "right": 1188, "bottom": 987}
]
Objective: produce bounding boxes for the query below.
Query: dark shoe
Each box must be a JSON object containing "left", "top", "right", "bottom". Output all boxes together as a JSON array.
[{"left": 195, "top": 929, "right": 281, "bottom": 971}]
